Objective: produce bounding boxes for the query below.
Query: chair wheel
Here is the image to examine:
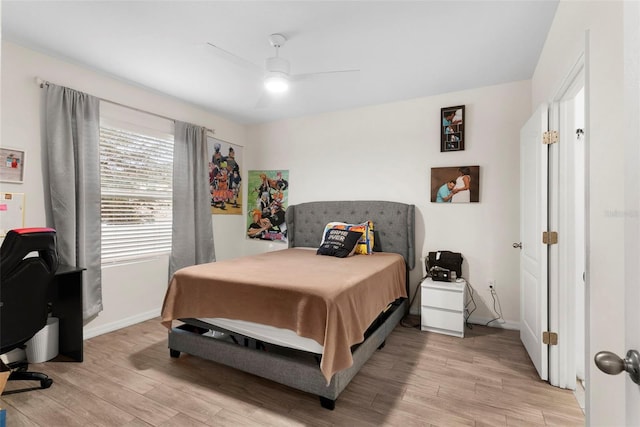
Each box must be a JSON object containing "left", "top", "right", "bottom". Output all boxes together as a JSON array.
[{"left": 41, "top": 378, "right": 53, "bottom": 389}]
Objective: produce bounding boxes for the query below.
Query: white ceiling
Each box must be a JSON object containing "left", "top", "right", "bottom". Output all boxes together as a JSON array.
[{"left": 2, "top": 1, "right": 558, "bottom": 125}]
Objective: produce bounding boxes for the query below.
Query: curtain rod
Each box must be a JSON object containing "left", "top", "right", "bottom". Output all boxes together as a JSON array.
[{"left": 35, "top": 77, "right": 217, "bottom": 136}]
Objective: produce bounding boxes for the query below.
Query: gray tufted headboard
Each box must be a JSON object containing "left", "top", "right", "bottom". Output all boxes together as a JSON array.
[{"left": 285, "top": 200, "right": 415, "bottom": 271}]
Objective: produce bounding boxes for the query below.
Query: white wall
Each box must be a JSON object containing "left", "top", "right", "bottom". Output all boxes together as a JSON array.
[
  {"left": 1, "top": 41, "right": 247, "bottom": 337},
  {"left": 2, "top": 39, "right": 531, "bottom": 339},
  {"left": 531, "top": 1, "right": 624, "bottom": 425},
  {"left": 246, "top": 80, "right": 531, "bottom": 327}
]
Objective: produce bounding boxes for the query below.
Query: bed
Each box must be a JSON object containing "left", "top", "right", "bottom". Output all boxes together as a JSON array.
[{"left": 161, "top": 200, "right": 415, "bottom": 409}]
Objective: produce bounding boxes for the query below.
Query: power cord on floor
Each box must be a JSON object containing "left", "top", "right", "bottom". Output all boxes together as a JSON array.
[
  {"left": 485, "top": 285, "right": 504, "bottom": 326},
  {"left": 400, "top": 275, "right": 427, "bottom": 329},
  {"left": 464, "top": 280, "right": 477, "bottom": 329}
]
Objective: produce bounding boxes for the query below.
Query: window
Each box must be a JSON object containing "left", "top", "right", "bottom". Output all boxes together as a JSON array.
[{"left": 99, "top": 105, "right": 174, "bottom": 263}]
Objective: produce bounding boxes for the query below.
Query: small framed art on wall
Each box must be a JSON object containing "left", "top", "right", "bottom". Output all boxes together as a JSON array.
[
  {"left": 0, "top": 147, "right": 25, "bottom": 183},
  {"left": 440, "top": 105, "right": 465, "bottom": 152}
]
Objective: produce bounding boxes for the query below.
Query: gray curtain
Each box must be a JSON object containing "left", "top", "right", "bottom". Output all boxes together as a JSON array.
[
  {"left": 169, "top": 122, "right": 215, "bottom": 278},
  {"left": 44, "top": 84, "right": 102, "bottom": 320}
]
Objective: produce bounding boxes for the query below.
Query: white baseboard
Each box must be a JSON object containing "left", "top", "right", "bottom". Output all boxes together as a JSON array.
[
  {"left": 84, "top": 308, "right": 161, "bottom": 340},
  {"left": 467, "top": 315, "right": 520, "bottom": 331},
  {"left": 81, "top": 307, "right": 520, "bottom": 342}
]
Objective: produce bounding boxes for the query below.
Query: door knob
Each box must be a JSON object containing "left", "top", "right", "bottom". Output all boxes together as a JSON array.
[
  {"left": 512, "top": 242, "right": 522, "bottom": 249},
  {"left": 594, "top": 350, "right": 640, "bottom": 385}
]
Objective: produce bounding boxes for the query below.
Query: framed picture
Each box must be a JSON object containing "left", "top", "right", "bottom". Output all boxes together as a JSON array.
[
  {"left": 0, "top": 147, "right": 25, "bottom": 183},
  {"left": 430, "top": 165, "right": 480, "bottom": 203},
  {"left": 441, "top": 105, "right": 465, "bottom": 152}
]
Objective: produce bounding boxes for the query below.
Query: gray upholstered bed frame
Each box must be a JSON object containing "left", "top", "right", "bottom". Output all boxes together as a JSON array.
[{"left": 168, "top": 200, "right": 415, "bottom": 409}]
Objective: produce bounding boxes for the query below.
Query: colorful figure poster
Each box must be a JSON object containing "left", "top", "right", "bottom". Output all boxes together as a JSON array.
[
  {"left": 208, "top": 138, "right": 243, "bottom": 215},
  {"left": 246, "top": 170, "right": 289, "bottom": 242}
]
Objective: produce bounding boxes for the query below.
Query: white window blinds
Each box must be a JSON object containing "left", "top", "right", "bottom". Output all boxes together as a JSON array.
[{"left": 99, "top": 125, "right": 174, "bottom": 263}]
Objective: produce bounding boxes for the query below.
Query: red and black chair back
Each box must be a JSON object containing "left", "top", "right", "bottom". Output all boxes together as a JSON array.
[{"left": 0, "top": 228, "right": 58, "bottom": 354}]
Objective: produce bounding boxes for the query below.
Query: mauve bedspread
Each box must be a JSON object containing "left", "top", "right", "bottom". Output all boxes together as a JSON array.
[{"left": 161, "top": 248, "right": 407, "bottom": 382}]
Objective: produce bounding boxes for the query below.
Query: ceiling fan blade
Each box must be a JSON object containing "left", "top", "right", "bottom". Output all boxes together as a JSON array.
[
  {"left": 205, "top": 42, "right": 261, "bottom": 73},
  {"left": 291, "top": 69, "right": 360, "bottom": 82}
]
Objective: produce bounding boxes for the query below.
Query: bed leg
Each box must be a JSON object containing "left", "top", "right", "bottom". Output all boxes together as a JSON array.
[
  {"left": 169, "top": 349, "right": 180, "bottom": 358},
  {"left": 378, "top": 340, "right": 386, "bottom": 350},
  {"left": 319, "top": 396, "right": 336, "bottom": 410}
]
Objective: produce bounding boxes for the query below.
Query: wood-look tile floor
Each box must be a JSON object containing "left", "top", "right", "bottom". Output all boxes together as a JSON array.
[{"left": 1, "top": 317, "right": 585, "bottom": 426}]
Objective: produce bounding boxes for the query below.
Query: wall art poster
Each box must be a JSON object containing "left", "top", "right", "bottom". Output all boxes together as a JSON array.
[
  {"left": 246, "top": 170, "right": 289, "bottom": 242},
  {"left": 208, "top": 138, "right": 243, "bottom": 215},
  {"left": 430, "top": 165, "right": 480, "bottom": 203}
]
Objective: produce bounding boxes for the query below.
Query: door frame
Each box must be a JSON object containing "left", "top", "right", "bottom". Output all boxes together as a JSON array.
[
  {"left": 623, "top": 1, "right": 640, "bottom": 424},
  {"left": 548, "top": 54, "right": 585, "bottom": 389}
]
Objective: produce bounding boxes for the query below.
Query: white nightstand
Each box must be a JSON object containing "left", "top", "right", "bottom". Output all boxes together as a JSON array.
[{"left": 420, "top": 277, "right": 466, "bottom": 338}]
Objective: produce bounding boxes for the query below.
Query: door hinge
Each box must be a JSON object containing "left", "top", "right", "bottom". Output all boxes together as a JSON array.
[
  {"left": 543, "top": 331, "right": 558, "bottom": 346},
  {"left": 543, "top": 130, "right": 559, "bottom": 145},
  {"left": 542, "top": 231, "right": 558, "bottom": 245}
]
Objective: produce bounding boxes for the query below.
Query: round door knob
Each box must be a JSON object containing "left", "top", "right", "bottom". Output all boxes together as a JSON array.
[
  {"left": 594, "top": 351, "right": 625, "bottom": 375},
  {"left": 594, "top": 350, "right": 640, "bottom": 385},
  {"left": 512, "top": 242, "right": 522, "bottom": 249}
]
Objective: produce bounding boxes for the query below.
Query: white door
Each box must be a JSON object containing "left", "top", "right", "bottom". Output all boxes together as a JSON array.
[
  {"left": 595, "top": 66, "right": 640, "bottom": 426},
  {"left": 592, "top": 2, "right": 640, "bottom": 423},
  {"left": 519, "top": 104, "right": 548, "bottom": 380}
]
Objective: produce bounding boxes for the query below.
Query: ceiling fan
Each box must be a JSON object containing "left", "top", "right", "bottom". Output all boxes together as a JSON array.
[{"left": 207, "top": 33, "right": 359, "bottom": 107}]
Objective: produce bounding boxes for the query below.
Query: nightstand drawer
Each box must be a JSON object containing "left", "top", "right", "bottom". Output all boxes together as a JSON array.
[
  {"left": 421, "top": 286, "right": 463, "bottom": 311},
  {"left": 421, "top": 307, "right": 463, "bottom": 333},
  {"left": 420, "top": 277, "right": 465, "bottom": 338}
]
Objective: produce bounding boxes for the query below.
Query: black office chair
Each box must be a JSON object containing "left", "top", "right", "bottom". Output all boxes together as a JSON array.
[{"left": 1, "top": 227, "right": 59, "bottom": 392}]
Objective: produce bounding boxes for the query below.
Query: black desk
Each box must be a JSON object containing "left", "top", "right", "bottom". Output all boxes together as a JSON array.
[{"left": 48, "top": 264, "right": 84, "bottom": 362}]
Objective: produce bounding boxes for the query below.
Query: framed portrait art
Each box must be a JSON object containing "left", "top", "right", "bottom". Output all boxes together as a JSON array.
[
  {"left": 0, "top": 147, "right": 25, "bottom": 183},
  {"left": 441, "top": 105, "right": 465, "bottom": 152},
  {"left": 430, "top": 165, "right": 480, "bottom": 203}
]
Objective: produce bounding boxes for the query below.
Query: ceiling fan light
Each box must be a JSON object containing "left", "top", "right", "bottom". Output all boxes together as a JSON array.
[{"left": 264, "top": 72, "right": 289, "bottom": 93}]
